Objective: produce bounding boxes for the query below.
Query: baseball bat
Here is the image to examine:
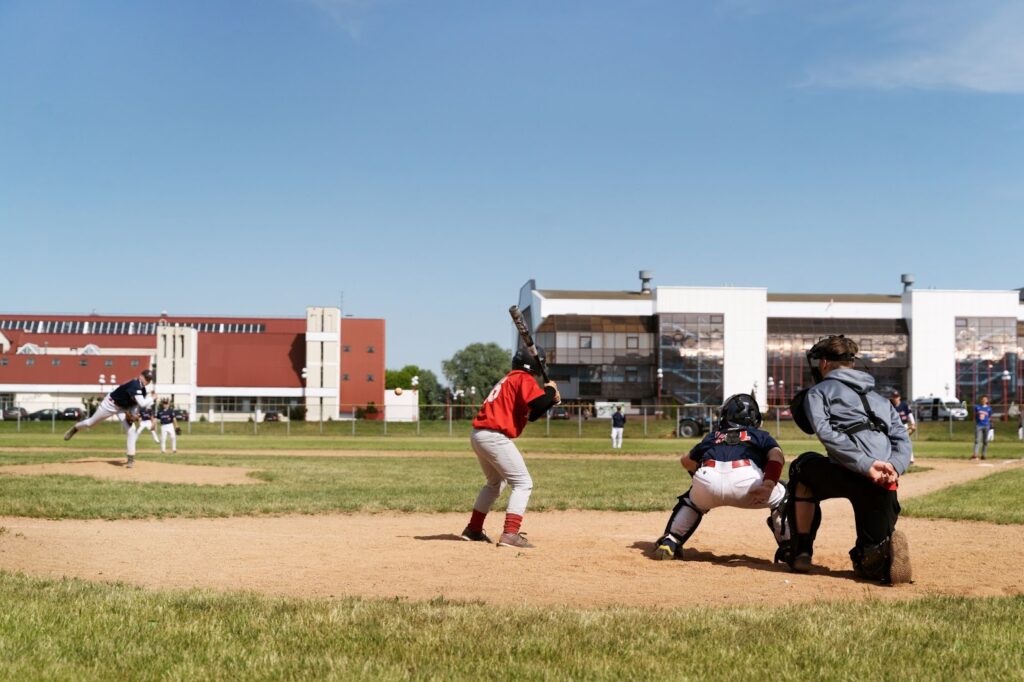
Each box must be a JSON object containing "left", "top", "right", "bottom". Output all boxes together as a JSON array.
[{"left": 509, "top": 305, "right": 549, "bottom": 383}]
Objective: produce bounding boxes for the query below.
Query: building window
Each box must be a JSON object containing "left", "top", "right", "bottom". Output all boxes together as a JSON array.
[
  {"left": 342, "top": 373, "right": 349, "bottom": 381},
  {"left": 104, "top": 359, "right": 114, "bottom": 367},
  {"left": 626, "top": 335, "right": 639, "bottom": 350},
  {"left": 26, "top": 358, "right": 34, "bottom": 366},
  {"left": 954, "top": 316, "right": 1017, "bottom": 406},
  {"left": 51, "top": 358, "right": 61, "bottom": 366},
  {"left": 579, "top": 336, "right": 592, "bottom": 349},
  {"left": 130, "top": 359, "right": 140, "bottom": 367},
  {"left": 342, "top": 345, "right": 351, "bottom": 352},
  {"left": 367, "top": 374, "right": 375, "bottom": 382},
  {"left": 0, "top": 358, "right": 7, "bottom": 366},
  {"left": 367, "top": 346, "right": 375, "bottom": 353},
  {"left": 79, "top": 359, "right": 89, "bottom": 367},
  {"left": 660, "top": 313, "right": 725, "bottom": 404}
]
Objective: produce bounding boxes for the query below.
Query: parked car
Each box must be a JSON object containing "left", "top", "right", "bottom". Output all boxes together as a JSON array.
[
  {"left": 912, "top": 397, "right": 968, "bottom": 421},
  {"left": 2, "top": 407, "right": 28, "bottom": 420},
  {"left": 61, "top": 407, "right": 84, "bottom": 420},
  {"left": 263, "top": 411, "right": 281, "bottom": 422},
  {"left": 548, "top": 406, "right": 570, "bottom": 420},
  {"left": 172, "top": 409, "right": 189, "bottom": 422},
  {"left": 28, "top": 408, "right": 63, "bottom": 421}
]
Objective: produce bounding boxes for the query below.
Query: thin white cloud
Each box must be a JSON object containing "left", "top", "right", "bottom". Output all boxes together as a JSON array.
[
  {"left": 298, "top": 0, "right": 390, "bottom": 40},
  {"left": 805, "top": 1, "right": 1024, "bottom": 93}
]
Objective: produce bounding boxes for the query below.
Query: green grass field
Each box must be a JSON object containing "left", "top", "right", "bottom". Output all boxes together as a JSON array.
[
  {"left": 1, "top": 572, "right": 1022, "bottom": 681},
  {"left": 1, "top": 430, "right": 1022, "bottom": 680}
]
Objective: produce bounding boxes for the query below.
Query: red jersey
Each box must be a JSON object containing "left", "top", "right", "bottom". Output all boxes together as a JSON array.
[{"left": 472, "top": 370, "right": 545, "bottom": 438}]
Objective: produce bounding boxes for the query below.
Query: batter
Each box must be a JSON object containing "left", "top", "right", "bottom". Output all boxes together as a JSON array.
[{"left": 461, "top": 347, "right": 560, "bottom": 548}]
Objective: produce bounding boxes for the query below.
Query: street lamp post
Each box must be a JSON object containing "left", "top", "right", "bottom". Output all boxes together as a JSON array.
[{"left": 1001, "top": 370, "right": 1011, "bottom": 421}]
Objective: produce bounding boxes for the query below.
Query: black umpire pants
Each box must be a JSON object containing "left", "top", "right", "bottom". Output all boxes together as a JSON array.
[{"left": 793, "top": 452, "right": 900, "bottom": 547}]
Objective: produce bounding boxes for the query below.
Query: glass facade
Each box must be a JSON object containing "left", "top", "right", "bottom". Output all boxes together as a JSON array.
[
  {"left": 766, "top": 319, "right": 909, "bottom": 406},
  {"left": 659, "top": 313, "right": 724, "bottom": 405},
  {"left": 535, "top": 315, "right": 656, "bottom": 400},
  {"left": 954, "top": 317, "right": 1018, "bottom": 406}
]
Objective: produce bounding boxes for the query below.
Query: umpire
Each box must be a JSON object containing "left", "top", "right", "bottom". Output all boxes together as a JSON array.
[{"left": 785, "top": 335, "right": 913, "bottom": 584}]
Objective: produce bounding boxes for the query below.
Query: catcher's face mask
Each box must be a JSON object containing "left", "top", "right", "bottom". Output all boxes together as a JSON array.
[{"left": 805, "top": 335, "right": 856, "bottom": 384}]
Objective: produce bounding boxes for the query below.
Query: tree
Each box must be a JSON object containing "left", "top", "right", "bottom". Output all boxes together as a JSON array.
[
  {"left": 442, "top": 342, "right": 511, "bottom": 401},
  {"left": 385, "top": 365, "right": 444, "bottom": 418}
]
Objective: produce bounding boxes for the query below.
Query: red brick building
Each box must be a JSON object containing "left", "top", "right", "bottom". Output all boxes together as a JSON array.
[{"left": 0, "top": 307, "right": 384, "bottom": 420}]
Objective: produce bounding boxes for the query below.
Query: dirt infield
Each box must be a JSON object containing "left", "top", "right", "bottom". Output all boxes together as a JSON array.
[
  {"left": 0, "top": 458, "right": 1021, "bottom": 608},
  {"left": 0, "top": 458, "right": 262, "bottom": 486}
]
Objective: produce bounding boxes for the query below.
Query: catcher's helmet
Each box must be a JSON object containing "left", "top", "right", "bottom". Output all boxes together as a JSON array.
[
  {"left": 141, "top": 369, "right": 155, "bottom": 382},
  {"left": 512, "top": 346, "right": 546, "bottom": 374},
  {"left": 719, "top": 393, "right": 762, "bottom": 430}
]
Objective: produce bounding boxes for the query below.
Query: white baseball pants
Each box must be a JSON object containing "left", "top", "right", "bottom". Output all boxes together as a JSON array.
[
  {"left": 611, "top": 427, "right": 624, "bottom": 448},
  {"left": 470, "top": 428, "right": 533, "bottom": 516},
  {"left": 161, "top": 424, "right": 177, "bottom": 453},
  {"left": 667, "top": 460, "right": 786, "bottom": 540}
]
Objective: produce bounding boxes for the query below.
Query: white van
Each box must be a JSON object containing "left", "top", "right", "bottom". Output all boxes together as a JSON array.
[{"left": 912, "top": 397, "right": 968, "bottom": 421}]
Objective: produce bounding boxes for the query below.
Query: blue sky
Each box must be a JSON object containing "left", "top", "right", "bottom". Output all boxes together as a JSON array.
[{"left": 2, "top": 0, "right": 1023, "bottom": 378}]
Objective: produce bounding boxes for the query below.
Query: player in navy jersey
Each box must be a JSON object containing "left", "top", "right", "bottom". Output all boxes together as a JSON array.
[
  {"left": 156, "top": 399, "right": 179, "bottom": 454},
  {"left": 64, "top": 369, "right": 156, "bottom": 468},
  {"left": 654, "top": 393, "right": 787, "bottom": 560}
]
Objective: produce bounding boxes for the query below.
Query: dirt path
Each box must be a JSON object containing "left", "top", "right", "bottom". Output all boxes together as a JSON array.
[{"left": 0, "top": 458, "right": 1020, "bottom": 608}]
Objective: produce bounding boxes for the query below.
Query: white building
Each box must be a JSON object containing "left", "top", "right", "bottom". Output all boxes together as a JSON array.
[{"left": 517, "top": 273, "right": 1024, "bottom": 412}]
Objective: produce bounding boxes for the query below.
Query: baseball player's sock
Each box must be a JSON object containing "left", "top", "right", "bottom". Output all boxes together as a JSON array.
[
  {"left": 467, "top": 509, "right": 487, "bottom": 533},
  {"left": 503, "top": 513, "right": 523, "bottom": 536}
]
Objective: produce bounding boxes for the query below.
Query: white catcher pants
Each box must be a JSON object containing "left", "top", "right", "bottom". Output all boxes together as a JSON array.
[
  {"left": 470, "top": 428, "right": 533, "bottom": 517},
  {"left": 667, "top": 460, "right": 786, "bottom": 543}
]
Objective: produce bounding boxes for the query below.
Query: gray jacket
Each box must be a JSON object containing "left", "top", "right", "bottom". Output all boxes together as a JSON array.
[{"left": 803, "top": 368, "right": 913, "bottom": 476}]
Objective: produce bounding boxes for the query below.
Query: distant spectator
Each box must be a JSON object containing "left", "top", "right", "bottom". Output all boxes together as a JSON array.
[
  {"left": 889, "top": 390, "right": 916, "bottom": 464},
  {"left": 611, "top": 406, "right": 626, "bottom": 449},
  {"left": 971, "top": 395, "right": 992, "bottom": 460}
]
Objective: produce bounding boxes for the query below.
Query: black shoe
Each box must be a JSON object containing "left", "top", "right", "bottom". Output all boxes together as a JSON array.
[
  {"left": 791, "top": 552, "right": 812, "bottom": 573},
  {"left": 63, "top": 426, "right": 78, "bottom": 441},
  {"left": 460, "top": 526, "right": 492, "bottom": 543}
]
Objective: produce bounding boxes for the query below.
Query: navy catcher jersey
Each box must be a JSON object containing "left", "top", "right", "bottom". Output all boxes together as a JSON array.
[
  {"left": 157, "top": 409, "right": 175, "bottom": 425},
  {"left": 109, "top": 379, "right": 147, "bottom": 409},
  {"left": 139, "top": 407, "right": 153, "bottom": 420},
  {"left": 688, "top": 428, "right": 779, "bottom": 469}
]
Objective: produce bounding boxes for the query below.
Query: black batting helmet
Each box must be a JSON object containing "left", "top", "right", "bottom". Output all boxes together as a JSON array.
[
  {"left": 512, "top": 346, "right": 546, "bottom": 374},
  {"left": 719, "top": 393, "right": 762, "bottom": 430},
  {"left": 141, "top": 369, "right": 155, "bottom": 382}
]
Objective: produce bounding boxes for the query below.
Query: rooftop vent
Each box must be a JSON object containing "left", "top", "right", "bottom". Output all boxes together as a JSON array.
[
  {"left": 900, "top": 273, "right": 915, "bottom": 293},
  {"left": 639, "top": 270, "right": 654, "bottom": 294}
]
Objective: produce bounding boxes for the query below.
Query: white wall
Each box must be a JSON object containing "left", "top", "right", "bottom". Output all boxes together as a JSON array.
[
  {"left": 655, "top": 287, "right": 768, "bottom": 410},
  {"left": 767, "top": 300, "right": 902, "bottom": 319},
  {"left": 908, "top": 289, "right": 1020, "bottom": 400},
  {"left": 384, "top": 388, "right": 419, "bottom": 422}
]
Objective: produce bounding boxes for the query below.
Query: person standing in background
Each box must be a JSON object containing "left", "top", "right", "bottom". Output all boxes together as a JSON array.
[
  {"left": 611, "top": 406, "right": 626, "bottom": 449},
  {"left": 971, "top": 395, "right": 992, "bottom": 460}
]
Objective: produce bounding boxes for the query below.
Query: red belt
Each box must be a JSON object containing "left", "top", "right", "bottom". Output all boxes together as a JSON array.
[{"left": 702, "top": 459, "right": 751, "bottom": 468}]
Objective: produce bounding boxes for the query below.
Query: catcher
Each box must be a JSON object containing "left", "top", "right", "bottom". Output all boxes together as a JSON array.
[{"left": 654, "top": 393, "right": 786, "bottom": 560}]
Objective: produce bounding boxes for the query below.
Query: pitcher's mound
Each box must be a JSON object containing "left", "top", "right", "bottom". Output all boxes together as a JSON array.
[{"left": 0, "top": 458, "right": 262, "bottom": 486}]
